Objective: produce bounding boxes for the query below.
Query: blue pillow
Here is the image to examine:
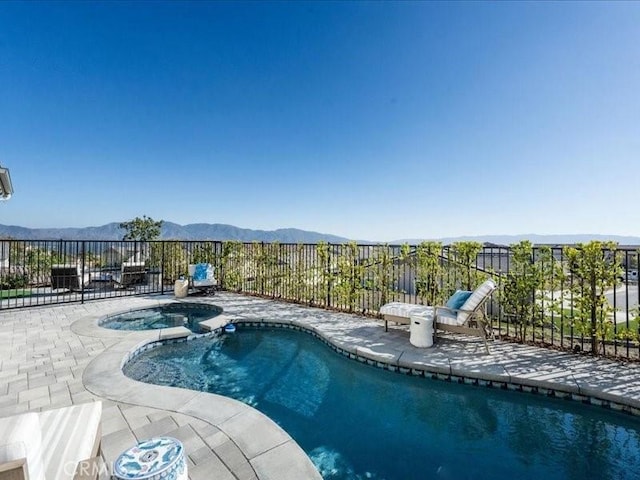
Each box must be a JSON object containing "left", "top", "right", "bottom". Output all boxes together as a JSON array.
[
  {"left": 193, "top": 263, "right": 209, "bottom": 281},
  {"left": 445, "top": 290, "right": 473, "bottom": 310}
]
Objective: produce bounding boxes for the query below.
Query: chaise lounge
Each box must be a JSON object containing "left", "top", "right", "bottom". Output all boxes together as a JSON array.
[
  {"left": 188, "top": 263, "right": 217, "bottom": 295},
  {"left": 380, "top": 278, "right": 497, "bottom": 353},
  {"left": 50, "top": 265, "right": 91, "bottom": 292},
  {"left": 112, "top": 261, "right": 146, "bottom": 289}
]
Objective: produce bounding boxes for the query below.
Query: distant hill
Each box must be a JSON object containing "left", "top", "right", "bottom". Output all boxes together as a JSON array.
[
  {"left": 392, "top": 234, "right": 640, "bottom": 247},
  {"left": 0, "top": 222, "right": 351, "bottom": 243}
]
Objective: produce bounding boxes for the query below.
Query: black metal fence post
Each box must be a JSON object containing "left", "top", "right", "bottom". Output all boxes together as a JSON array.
[
  {"left": 161, "top": 241, "right": 165, "bottom": 295},
  {"left": 80, "top": 241, "right": 85, "bottom": 304}
]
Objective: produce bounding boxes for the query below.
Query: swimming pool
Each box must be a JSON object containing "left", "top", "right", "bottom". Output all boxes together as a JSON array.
[
  {"left": 100, "top": 302, "right": 221, "bottom": 334},
  {"left": 124, "top": 326, "right": 640, "bottom": 480}
]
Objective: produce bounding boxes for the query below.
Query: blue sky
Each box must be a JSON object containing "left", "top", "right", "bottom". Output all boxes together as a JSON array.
[{"left": 1, "top": 1, "right": 638, "bottom": 241}]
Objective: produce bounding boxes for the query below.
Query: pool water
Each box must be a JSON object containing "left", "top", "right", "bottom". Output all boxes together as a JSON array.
[
  {"left": 100, "top": 302, "right": 221, "bottom": 334},
  {"left": 124, "top": 327, "right": 640, "bottom": 480}
]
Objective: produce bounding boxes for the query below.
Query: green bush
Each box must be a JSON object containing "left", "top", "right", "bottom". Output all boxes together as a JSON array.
[{"left": 0, "top": 272, "right": 29, "bottom": 289}]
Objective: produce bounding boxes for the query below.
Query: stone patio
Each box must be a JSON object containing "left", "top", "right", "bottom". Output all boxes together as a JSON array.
[{"left": 2, "top": 292, "right": 640, "bottom": 479}]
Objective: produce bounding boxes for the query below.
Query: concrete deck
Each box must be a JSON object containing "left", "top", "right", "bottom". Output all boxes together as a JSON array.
[{"left": 2, "top": 292, "right": 640, "bottom": 479}]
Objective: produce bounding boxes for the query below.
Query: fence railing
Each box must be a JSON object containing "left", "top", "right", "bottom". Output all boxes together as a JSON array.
[{"left": 1, "top": 239, "right": 638, "bottom": 359}]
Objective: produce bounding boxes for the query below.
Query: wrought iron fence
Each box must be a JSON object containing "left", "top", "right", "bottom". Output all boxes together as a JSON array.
[{"left": 1, "top": 239, "right": 638, "bottom": 359}]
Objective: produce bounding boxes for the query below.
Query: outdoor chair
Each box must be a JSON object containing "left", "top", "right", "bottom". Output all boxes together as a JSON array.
[
  {"left": 379, "top": 278, "right": 497, "bottom": 353},
  {"left": 112, "top": 261, "right": 146, "bottom": 289},
  {"left": 188, "top": 263, "right": 217, "bottom": 295},
  {"left": 50, "top": 265, "right": 90, "bottom": 292},
  {"left": 0, "top": 401, "right": 103, "bottom": 480}
]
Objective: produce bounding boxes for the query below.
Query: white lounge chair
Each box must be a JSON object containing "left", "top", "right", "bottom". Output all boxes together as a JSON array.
[
  {"left": 380, "top": 278, "right": 497, "bottom": 353},
  {"left": 0, "top": 401, "right": 103, "bottom": 480},
  {"left": 188, "top": 263, "right": 217, "bottom": 295},
  {"left": 50, "top": 265, "right": 90, "bottom": 292}
]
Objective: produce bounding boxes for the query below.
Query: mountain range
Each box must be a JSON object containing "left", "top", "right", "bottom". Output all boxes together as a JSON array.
[
  {"left": 0, "top": 222, "right": 638, "bottom": 246},
  {"left": 0, "top": 222, "right": 351, "bottom": 243}
]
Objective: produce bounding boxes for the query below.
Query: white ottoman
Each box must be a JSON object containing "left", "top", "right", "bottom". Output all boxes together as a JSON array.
[
  {"left": 410, "top": 312, "right": 435, "bottom": 348},
  {"left": 174, "top": 279, "right": 189, "bottom": 298}
]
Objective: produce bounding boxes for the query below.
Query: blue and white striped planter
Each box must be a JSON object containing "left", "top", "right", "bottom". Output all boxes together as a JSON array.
[{"left": 113, "top": 436, "right": 187, "bottom": 480}]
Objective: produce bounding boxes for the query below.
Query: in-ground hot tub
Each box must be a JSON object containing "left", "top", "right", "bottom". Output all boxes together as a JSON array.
[{"left": 99, "top": 302, "right": 221, "bottom": 334}]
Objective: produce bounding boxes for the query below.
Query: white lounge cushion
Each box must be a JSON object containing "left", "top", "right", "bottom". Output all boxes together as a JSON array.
[
  {"left": 435, "top": 308, "right": 461, "bottom": 326},
  {"left": 123, "top": 261, "right": 145, "bottom": 268},
  {"left": 193, "top": 277, "right": 216, "bottom": 287},
  {"left": 0, "top": 411, "right": 46, "bottom": 480},
  {"left": 379, "top": 302, "right": 433, "bottom": 318},
  {"left": 39, "top": 402, "right": 102, "bottom": 480},
  {"left": 457, "top": 279, "right": 497, "bottom": 324}
]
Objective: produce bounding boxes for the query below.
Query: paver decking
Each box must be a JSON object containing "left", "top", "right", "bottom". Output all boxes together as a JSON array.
[{"left": 2, "top": 292, "right": 640, "bottom": 479}]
